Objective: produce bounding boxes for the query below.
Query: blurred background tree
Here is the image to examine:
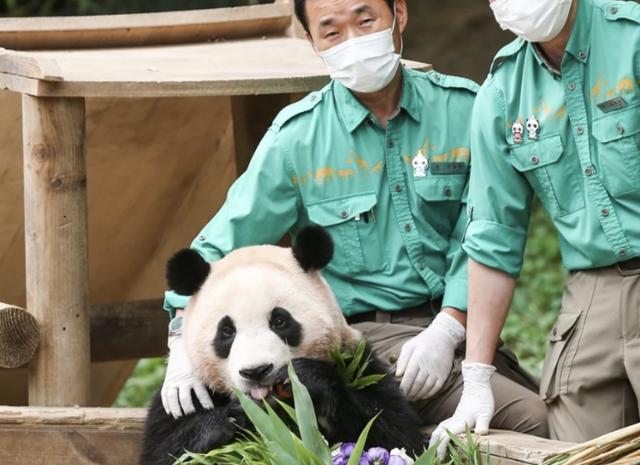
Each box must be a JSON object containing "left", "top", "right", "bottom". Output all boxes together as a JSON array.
[{"left": 0, "top": 0, "right": 564, "bottom": 406}]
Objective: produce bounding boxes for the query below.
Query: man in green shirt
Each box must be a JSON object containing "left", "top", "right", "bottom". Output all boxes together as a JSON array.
[
  {"left": 432, "top": 0, "right": 640, "bottom": 452},
  {"left": 159, "top": 0, "right": 547, "bottom": 439}
]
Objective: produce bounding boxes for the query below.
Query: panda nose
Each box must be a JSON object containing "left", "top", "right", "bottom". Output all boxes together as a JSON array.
[{"left": 239, "top": 364, "right": 274, "bottom": 382}]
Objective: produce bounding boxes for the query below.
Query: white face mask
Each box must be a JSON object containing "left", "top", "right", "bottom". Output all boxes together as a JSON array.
[
  {"left": 318, "top": 10, "right": 402, "bottom": 93},
  {"left": 490, "top": 0, "right": 572, "bottom": 43}
]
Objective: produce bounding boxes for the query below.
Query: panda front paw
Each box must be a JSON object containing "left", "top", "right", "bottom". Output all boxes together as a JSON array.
[{"left": 185, "top": 401, "right": 248, "bottom": 453}]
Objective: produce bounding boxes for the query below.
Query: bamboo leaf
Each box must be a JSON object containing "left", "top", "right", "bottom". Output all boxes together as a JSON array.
[
  {"left": 346, "top": 413, "right": 380, "bottom": 465},
  {"left": 288, "top": 363, "right": 332, "bottom": 465}
]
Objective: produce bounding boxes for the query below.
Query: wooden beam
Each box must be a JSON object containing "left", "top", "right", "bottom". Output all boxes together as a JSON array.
[
  {"left": 0, "top": 300, "right": 168, "bottom": 368},
  {"left": 231, "top": 93, "right": 294, "bottom": 176},
  {"left": 0, "top": 406, "right": 145, "bottom": 465},
  {"left": 0, "top": 4, "right": 291, "bottom": 50},
  {"left": 477, "top": 431, "right": 574, "bottom": 465},
  {"left": 22, "top": 95, "right": 90, "bottom": 407},
  {"left": 0, "top": 303, "right": 39, "bottom": 369},
  {"left": 90, "top": 299, "right": 168, "bottom": 362}
]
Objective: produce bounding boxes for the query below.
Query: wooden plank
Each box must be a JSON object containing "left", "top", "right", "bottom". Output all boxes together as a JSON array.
[
  {"left": 22, "top": 95, "right": 90, "bottom": 407},
  {"left": 0, "top": 407, "right": 145, "bottom": 465},
  {"left": 0, "top": 3, "right": 292, "bottom": 50},
  {"left": 0, "top": 37, "right": 431, "bottom": 97},
  {"left": 477, "top": 431, "right": 574, "bottom": 465}
]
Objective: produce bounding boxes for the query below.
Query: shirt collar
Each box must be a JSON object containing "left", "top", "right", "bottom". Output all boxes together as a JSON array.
[
  {"left": 565, "top": 0, "right": 593, "bottom": 63},
  {"left": 334, "top": 66, "right": 421, "bottom": 133}
]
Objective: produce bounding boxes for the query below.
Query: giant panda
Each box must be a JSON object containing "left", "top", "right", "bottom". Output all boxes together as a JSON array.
[{"left": 140, "top": 226, "right": 426, "bottom": 465}]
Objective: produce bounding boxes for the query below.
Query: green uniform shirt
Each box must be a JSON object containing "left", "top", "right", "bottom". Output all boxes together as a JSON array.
[
  {"left": 465, "top": 0, "right": 640, "bottom": 277},
  {"left": 164, "top": 67, "right": 478, "bottom": 317}
]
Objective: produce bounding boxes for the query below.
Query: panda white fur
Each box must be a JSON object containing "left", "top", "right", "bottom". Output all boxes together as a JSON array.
[{"left": 140, "top": 226, "right": 425, "bottom": 465}]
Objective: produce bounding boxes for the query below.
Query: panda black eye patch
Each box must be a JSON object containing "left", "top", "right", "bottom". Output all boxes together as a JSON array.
[
  {"left": 213, "top": 315, "right": 236, "bottom": 359},
  {"left": 269, "top": 307, "right": 302, "bottom": 347}
]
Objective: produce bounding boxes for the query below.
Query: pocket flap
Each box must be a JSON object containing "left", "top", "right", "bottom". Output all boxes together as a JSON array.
[
  {"left": 592, "top": 104, "right": 640, "bottom": 143},
  {"left": 509, "top": 134, "right": 564, "bottom": 172},
  {"left": 414, "top": 175, "right": 466, "bottom": 201},
  {"left": 307, "top": 193, "right": 378, "bottom": 227},
  {"left": 548, "top": 311, "right": 581, "bottom": 342}
]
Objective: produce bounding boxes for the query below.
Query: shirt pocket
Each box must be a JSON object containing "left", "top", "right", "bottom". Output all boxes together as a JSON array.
[
  {"left": 413, "top": 174, "right": 467, "bottom": 238},
  {"left": 592, "top": 104, "right": 640, "bottom": 197},
  {"left": 306, "top": 192, "right": 385, "bottom": 275},
  {"left": 509, "top": 134, "right": 584, "bottom": 218}
]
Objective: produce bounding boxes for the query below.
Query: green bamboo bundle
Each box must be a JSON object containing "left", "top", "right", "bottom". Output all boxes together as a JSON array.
[{"left": 543, "top": 424, "right": 640, "bottom": 465}]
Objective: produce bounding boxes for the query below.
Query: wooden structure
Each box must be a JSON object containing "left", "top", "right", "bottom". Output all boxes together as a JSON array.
[{"left": 0, "top": 0, "right": 427, "bottom": 406}]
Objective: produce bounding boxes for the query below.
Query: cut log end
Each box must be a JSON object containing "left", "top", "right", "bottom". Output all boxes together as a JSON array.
[{"left": 0, "top": 304, "right": 40, "bottom": 369}]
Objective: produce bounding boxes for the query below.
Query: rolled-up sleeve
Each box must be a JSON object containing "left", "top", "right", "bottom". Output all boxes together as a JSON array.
[
  {"left": 463, "top": 81, "right": 533, "bottom": 277},
  {"left": 163, "top": 127, "right": 301, "bottom": 317},
  {"left": 442, "top": 181, "right": 469, "bottom": 311}
]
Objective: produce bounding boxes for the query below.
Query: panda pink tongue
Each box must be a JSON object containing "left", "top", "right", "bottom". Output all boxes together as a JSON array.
[{"left": 250, "top": 386, "right": 270, "bottom": 401}]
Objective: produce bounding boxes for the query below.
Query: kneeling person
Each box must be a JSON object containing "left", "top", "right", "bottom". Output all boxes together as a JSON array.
[{"left": 161, "top": 0, "right": 548, "bottom": 439}]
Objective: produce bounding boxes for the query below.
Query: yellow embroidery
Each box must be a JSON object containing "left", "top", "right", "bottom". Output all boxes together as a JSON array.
[
  {"left": 337, "top": 169, "right": 355, "bottom": 179},
  {"left": 617, "top": 78, "right": 634, "bottom": 93},
  {"left": 315, "top": 167, "right": 334, "bottom": 182},
  {"left": 605, "top": 88, "right": 615, "bottom": 98},
  {"left": 370, "top": 161, "right": 383, "bottom": 173},
  {"left": 430, "top": 153, "right": 448, "bottom": 163},
  {"left": 554, "top": 106, "right": 566, "bottom": 118},
  {"left": 450, "top": 147, "right": 471, "bottom": 162},
  {"left": 403, "top": 155, "right": 412, "bottom": 165},
  {"left": 591, "top": 78, "right": 606, "bottom": 98}
]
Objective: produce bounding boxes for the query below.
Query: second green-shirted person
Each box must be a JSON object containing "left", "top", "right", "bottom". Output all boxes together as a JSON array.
[{"left": 159, "top": 0, "right": 548, "bottom": 438}]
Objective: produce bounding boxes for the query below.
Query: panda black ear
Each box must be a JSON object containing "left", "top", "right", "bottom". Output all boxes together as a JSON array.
[
  {"left": 293, "top": 225, "right": 334, "bottom": 272},
  {"left": 166, "top": 249, "right": 211, "bottom": 296}
]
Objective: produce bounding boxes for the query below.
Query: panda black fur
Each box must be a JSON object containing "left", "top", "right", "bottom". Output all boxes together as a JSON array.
[{"left": 140, "top": 226, "right": 426, "bottom": 465}]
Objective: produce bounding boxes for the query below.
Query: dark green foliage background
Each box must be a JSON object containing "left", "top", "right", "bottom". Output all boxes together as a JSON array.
[{"left": 1, "top": 0, "right": 565, "bottom": 408}]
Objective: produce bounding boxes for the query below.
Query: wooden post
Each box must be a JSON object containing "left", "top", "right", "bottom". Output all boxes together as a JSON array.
[
  {"left": 0, "top": 303, "right": 39, "bottom": 369},
  {"left": 22, "top": 95, "right": 90, "bottom": 407}
]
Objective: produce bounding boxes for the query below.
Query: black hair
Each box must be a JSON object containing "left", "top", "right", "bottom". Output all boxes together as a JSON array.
[{"left": 294, "top": 0, "right": 395, "bottom": 33}]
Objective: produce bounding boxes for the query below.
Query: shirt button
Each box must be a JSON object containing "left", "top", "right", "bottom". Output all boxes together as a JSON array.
[
  {"left": 198, "top": 235, "right": 206, "bottom": 241},
  {"left": 387, "top": 140, "right": 394, "bottom": 148},
  {"left": 577, "top": 127, "right": 585, "bottom": 136},
  {"left": 601, "top": 208, "right": 610, "bottom": 217},
  {"left": 443, "top": 186, "right": 452, "bottom": 197},
  {"left": 394, "top": 184, "right": 402, "bottom": 193},
  {"left": 404, "top": 223, "right": 412, "bottom": 232},
  {"left": 584, "top": 167, "right": 593, "bottom": 177},
  {"left": 609, "top": 6, "right": 618, "bottom": 14},
  {"left": 310, "top": 95, "right": 317, "bottom": 102},
  {"left": 340, "top": 211, "right": 348, "bottom": 219},
  {"left": 531, "top": 156, "right": 540, "bottom": 165},
  {"left": 618, "top": 123, "right": 625, "bottom": 135},
  {"left": 417, "top": 262, "right": 426, "bottom": 271},
  {"left": 578, "top": 51, "right": 587, "bottom": 60},
  {"left": 619, "top": 249, "right": 627, "bottom": 257},
  {"left": 567, "top": 82, "right": 576, "bottom": 91}
]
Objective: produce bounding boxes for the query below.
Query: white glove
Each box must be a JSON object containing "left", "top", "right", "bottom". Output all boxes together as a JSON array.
[
  {"left": 161, "top": 335, "right": 214, "bottom": 418},
  {"left": 396, "top": 312, "right": 466, "bottom": 401},
  {"left": 429, "top": 362, "right": 496, "bottom": 460}
]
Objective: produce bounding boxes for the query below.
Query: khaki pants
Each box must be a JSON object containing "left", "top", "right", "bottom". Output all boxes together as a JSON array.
[
  {"left": 540, "top": 267, "right": 640, "bottom": 442},
  {"left": 353, "top": 321, "right": 549, "bottom": 437}
]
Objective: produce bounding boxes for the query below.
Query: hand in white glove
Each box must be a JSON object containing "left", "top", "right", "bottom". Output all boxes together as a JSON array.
[
  {"left": 429, "top": 362, "right": 496, "bottom": 460},
  {"left": 161, "top": 335, "right": 214, "bottom": 419},
  {"left": 396, "top": 312, "right": 466, "bottom": 401}
]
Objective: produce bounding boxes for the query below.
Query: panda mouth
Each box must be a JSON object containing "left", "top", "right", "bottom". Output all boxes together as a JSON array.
[{"left": 246, "top": 379, "right": 292, "bottom": 401}]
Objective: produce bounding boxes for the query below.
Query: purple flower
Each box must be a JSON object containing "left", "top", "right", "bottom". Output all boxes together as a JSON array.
[
  {"left": 341, "top": 443, "right": 356, "bottom": 457},
  {"left": 359, "top": 451, "right": 372, "bottom": 465},
  {"left": 367, "top": 447, "right": 390, "bottom": 464},
  {"left": 387, "top": 456, "right": 408, "bottom": 465},
  {"left": 332, "top": 454, "right": 349, "bottom": 465}
]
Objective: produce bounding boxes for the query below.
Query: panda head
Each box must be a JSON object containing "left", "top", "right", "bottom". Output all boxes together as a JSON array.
[{"left": 166, "top": 226, "right": 362, "bottom": 400}]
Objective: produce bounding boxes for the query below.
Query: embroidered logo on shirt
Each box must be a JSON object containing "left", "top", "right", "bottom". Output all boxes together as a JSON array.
[
  {"left": 526, "top": 115, "right": 541, "bottom": 141},
  {"left": 430, "top": 162, "right": 468, "bottom": 175},
  {"left": 512, "top": 121, "right": 524, "bottom": 144},
  {"left": 412, "top": 151, "right": 428, "bottom": 178}
]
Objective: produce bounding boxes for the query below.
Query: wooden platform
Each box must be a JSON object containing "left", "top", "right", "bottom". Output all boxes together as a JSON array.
[{"left": 0, "top": 406, "right": 573, "bottom": 465}]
